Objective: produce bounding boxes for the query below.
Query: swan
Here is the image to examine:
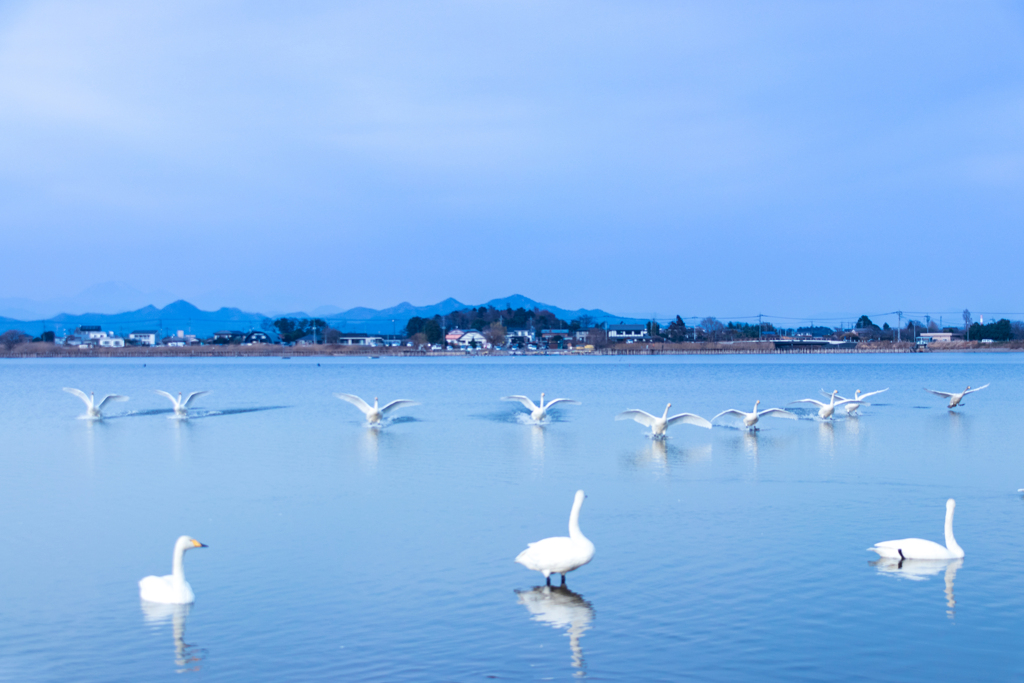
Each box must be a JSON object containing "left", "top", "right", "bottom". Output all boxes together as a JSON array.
[
  {"left": 924, "top": 384, "right": 990, "bottom": 408},
  {"left": 139, "top": 536, "right": 208, "bottom": 604},
  {"left": 516, "top": 490, "right": 595, "bottom": 586},
  {"left": 615, "top": 403, "right": 712, "bottom": 437},
  {"left": 823, "top": 388, "right": 889, "bottom": 414},
  {"left": 334, "top": 394, "right": 419, "bottom": 425},
  {"left": 63, "top": 387, "right": 129, "bottom": 419},
  {"left": 712, "top": 400, "right": 796, "bottom": 430},
  {"left": 789, "top": 390, "right": 861, "bottom": 419},
  {"left": 868, "top": 499, "right": 964, "bottom": 560},
  {"left": 502, "top": 392, "right": 580, "bottom": 422},
  {"left": 155, "top": 391, "right": 210, "bottom": 418}
]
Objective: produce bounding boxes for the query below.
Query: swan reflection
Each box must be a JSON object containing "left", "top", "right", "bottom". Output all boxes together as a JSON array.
[
  {"left": 529, "top": 424, "right": 545, "bottom": 460},
  {"left": 871, "top": 557, "right": 962, "bottom": 618},
  {"left": 516, "top": 585, "right": 594, "bottom": 675},
  {"left": 625, "top": 440, "right": 712, "bottom": 473},
  {"left": 141, "top": 602, "right": 206, "bottom": 672}
]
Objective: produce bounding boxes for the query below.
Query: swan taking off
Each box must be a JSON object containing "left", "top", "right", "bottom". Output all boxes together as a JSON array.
[
  {"left": 63, "top": 387, "right": 128, "bottom": 419},
  {"left": 712, "top": 400, "right": 796, "bottom": 430},
  {"left": 790, "top": 390, "right": 861, "bottom": 419},
  {"left": 868, "top": 499, "right": 964, "bottom": 560},
  {"left": 616, "top": 403, "right": 712, "bottom": 438},
  {"left": 334, "top": 393, "right": 419, "bottom": 425},
  {"left": 139, "top": 536, "right": 208, "bottom": 604},
  {"left": 924, "top": 384, "right": 990, "bottom": 409},
  {"left": 502, "top": 393, "right": 581, "bottom": 422},
  {"left": 516, "top": 490, "right": 595, "bottom": 586},
  {"left": 155, "top": 391, "right": 210, "bottom": 418},
  {"left": 825, "top": 388, "right": 889, "bottom": 414}
]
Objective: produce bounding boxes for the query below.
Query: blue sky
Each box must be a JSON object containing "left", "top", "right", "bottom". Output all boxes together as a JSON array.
[{"left": 1, "top": 1, "right": 1022, "bottom": 324}]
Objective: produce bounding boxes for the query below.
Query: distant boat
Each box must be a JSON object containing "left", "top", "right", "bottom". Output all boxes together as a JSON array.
[{"left": 282, "top": 356, "right": 291, "bottom": 360}]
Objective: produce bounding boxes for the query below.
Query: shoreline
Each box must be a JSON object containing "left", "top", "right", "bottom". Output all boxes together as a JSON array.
[{"left": 1, "top": 340, "right": 1020, "bottom": 359}]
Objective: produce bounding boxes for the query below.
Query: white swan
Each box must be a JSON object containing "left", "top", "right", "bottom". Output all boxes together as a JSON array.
[
  {"left": 824, "top": 388, "right": 889, "bottom": 414},
  {"left": 616, "top": 403, "right": 712, "bottom": 437},
  {"left": 790, "top": 390, "right": 861, "bottom": 419},
  {"left": 334, "top": 394, "right": 419, "bottom": 425},
  {"left": 924, "top": 384, "right": 990, "bottom": 408},
  {"left": 139, "top": 536, "right": 208, "bottom": 604},
  {"left": 516, "top": 490, "right": 595, "bottom": 586},
  {"left": 868, "top": 499, "right": 964, "bottom": 560},
  {"left": 63, "top": 387, "right": 129, "bottom": 419},
  {"left": 502, "top": 392, "right": 580, "bottom": 422},
  {"left": 712, "top": 400, "right": 796, "bottom": 430},
  {"left": 155, "top": 390, "right": 210, "bottom": 418}
]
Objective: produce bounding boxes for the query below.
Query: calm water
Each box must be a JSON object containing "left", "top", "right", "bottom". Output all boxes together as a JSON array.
[{"left": 1, "top": 354, "right": 1022, "bottom": 681}]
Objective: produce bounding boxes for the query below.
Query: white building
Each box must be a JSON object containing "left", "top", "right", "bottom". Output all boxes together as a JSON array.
[
  {"left": 457, "top": 330, "right": 488, "bottom": 349},
  {"left": 99, "top": 337, "right": 125, "bottom": 348},
  {"left": 129, "top": 331, "right": 159, "bottom": 346},
  {"left": 607, "top": 324, "right": 646, "bottom": 341}
]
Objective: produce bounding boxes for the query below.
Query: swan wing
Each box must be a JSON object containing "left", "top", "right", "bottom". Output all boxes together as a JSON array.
[
  {"left": 821, "top": 389, "right": 850, "bottom": 401},
  {"left": 95, "top": 395, "right": 129, "bottom": 409},
  {"left": 869, "top": 538, "right": 952, "bottom": 560},
  {"left": 665, "top": 413, "right": 712, "bottom": 429},
  {"left": 502, "top": 395, "right": 539, "bottom": 411},
  {"left": 760, "top": 408, "right": 797, "bottom": 420},
  {"left": 964, "top": 383, "right": 990, "bottom": 395},
  {"left": 154, "top": 390, "right": 179, "bottom": 406},
  {"left": 615, "top": 409, "right": 657, "bottom": 427},
  {"left": 63, "top": 387, "right": 92, "bottom": 407},
  {"left": 711, "top": 409, "right": 747, "bottom": 423},
  {"left": 182, "top": 391, "right": 210, "bottom": 407},
  {"left": 379, "top": 399, "right": 419, "bottom": 416},
  {"left": 834, "top": 399, "right": 864, "bottom": 407},
  {"left": 924, "top": 388, "right": 956, "bottom": 398},
  {"left": 515, "top": 536, "right": 590, "bottom": 573},
  {"left": 544, "top": 398, "right": 581, "bottom": 409},
  {"left": 334, "top": 393, "right": 373, "bottom": 415},
  {"left": 790, "top": 399, "right": 825, "bottom": 407},
  {"left": 858, "top": 388, "right": 889, "bottom": 400}
]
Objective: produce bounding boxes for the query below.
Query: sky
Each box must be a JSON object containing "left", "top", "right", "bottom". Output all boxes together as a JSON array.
[{"left": 1, "top": 1, "right": 1023, "bottom": 325}]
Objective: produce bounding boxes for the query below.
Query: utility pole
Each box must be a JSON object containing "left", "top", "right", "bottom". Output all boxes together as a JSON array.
[
  {"left": 897, "top": 311, "right": 903, "bottom": 343},
  {"left": 758, "top": 313, "right": 762, "bottom": 341}
]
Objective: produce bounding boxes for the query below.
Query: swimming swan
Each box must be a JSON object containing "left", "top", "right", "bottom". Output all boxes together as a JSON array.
[
  {"left": 516, "top": 490, "right": 595, "bottom": 586},
  {"left": 63, "top": 387, "right": 129, "bottom": 419},
  {"left": 868, "top": 499, "right": 964, "bottom": 560},
  {"left": 155, "top": 391, "right": 210, "bottom": 418},
  {"left": 924, "top": 384, "right": 990, "bottom": 409},
  {"left": 616, "top": 403, "right": 712, "bottom": 437},
  {"left": 790, "top": 390, "right": 861, "bottom": 419},
  {"left": 334, "top": 393, "right": 419, "bottom": 425},
  {"left": 712, "top": 400, "right": 796, "bottom": 430},
  {"left": 823, "top": 388, "right": 889, "bottom": 414},
  {"left": 139, "top": 536, "right": 208, "bottom": 604},
  {"left": 503, "top": 393, "right": 580, "bottom": 421}
]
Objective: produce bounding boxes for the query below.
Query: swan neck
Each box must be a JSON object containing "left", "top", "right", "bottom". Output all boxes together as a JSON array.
[
  {"left": 568, "top": 497, "right": 586, "bottom": 542},
  {"left": 172, "top": 544, "right": 187, "bottom": 582},
  {"left": 945, "top": 505, "right": 964, "bottom": 556},
  {"left": 662, "top": 404, "right": 670, "bottom": 419}
]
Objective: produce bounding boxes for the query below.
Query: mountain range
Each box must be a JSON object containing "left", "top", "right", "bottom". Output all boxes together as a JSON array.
[{"left": 0, "top": 294, "right": 643, "bottom": 338}]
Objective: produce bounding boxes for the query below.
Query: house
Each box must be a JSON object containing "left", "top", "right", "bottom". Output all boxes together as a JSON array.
[
  {"left": 917, "top": 332, "right": 953, "bottom": 344},
  {"left": 244, "top": 330, "right": 276, "bottom": 344},
  {"left": 99, "top": 337, "right": 125, "bottom": 348},
  {"left": 506, "top": 329, "right": 535, "bottom": 346},
  {"left": 445, "top": 329, "right": 466, "bottom": 346},
  {"left": 213, "top": 330, "right": 245, "bottom": 342},
  {"left": 129, "top": 331, "right": 159, "bottom": 346},
  {"left": 540, "top": 329, "right": 570, "bottom": 342},
  {"left": 337, "top": 333, "right": 384, "bottom": 346},
  {"left": 456, "top": 330, "right": 488, "bottom": 349},
  {"left": 76, "top": 325, "right": 109, "bottom": 340},
  {"left": 608, "top": 324, "right": 646, "bottom": 341}
]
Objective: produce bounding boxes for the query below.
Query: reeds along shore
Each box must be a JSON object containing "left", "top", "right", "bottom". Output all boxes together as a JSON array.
[{"left": 1, "top": 340, "right": 1021, "bottom": 359}]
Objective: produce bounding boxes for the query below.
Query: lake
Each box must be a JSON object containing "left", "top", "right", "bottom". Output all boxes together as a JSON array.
[{"left": 1, "top": 354, "right": 1022, "bottom": 681}]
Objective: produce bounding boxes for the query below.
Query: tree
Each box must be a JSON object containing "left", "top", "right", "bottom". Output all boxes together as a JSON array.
[
  {"left": 666, "top": 316, "right": 688, "bottom": 342},
  {"left": 323, "top": 327, "right": 341, "bottom": 344},
  {"left": 646, "top": 320, "right": 661, "bottom": 337},
  {"left": 700, "top": 317, "right": 724, "bottom": 341},
  {"left": 483, "top": 321, "right": 506, "bottom": 347},
  {"left": 423, "top": 319, "right": 443, "bottom": 344},
  {"left": 0, "top": 330, "right": 29, "bottom": 350},
  {"left": 856, "top": 315, "right": 874, "bottom": 329},
  {"left": 962, "top": 309, "right": 972, "bottom": 340}
]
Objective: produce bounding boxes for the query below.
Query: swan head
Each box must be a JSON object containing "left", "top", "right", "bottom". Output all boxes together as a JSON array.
[
  {"left": 175, "top": 535, "right": 208, "bottom": 552},
  {"left": 574, "top": 490, "right": 586, "bottom": 505},
  {"left": 946, "top": 498, "right": 956, "bottom": 511}
]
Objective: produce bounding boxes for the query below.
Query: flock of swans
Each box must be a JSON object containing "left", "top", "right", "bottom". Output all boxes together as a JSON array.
[{"left": 57, "top": 382, "right": 989, "bottom": 604}]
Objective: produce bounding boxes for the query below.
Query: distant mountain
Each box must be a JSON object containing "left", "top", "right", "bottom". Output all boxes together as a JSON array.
[{"left": 0, "top": 294, "right": 643, "bottom": 337}]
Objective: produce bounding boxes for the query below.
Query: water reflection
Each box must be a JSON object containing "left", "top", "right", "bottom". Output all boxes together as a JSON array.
[
  {"left": 871, "top": 557, "right": 962, "bottom": 619},
  {"left": 516, "top": 585, "right": 594, "bottom": 676},
  {"left": 141, "top": 602, "right": 206, "bottom": 672},
  {"left": 357, "top": 426, "right": 381, "bottom": 467},
  {"left": 624, "top": 439, "right": 712, "bottom": 474},
  {"left": 529, "top": 424, "right": 546, "bottom": 460},
  {"left": 817, "top": 420, "right": 835, "bottom": 455}
]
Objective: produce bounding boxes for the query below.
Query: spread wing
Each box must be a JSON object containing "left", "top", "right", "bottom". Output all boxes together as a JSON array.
[
  {"left": 858, "top": 388, "right": 889, "bottom": 401},
  {"left": 502, "top": 396, "right": 539, "bottom": 411},
  {"left": 63, "top": 387, "right": 92, "bottom": 407},
  {"left": 616, "top": 409, "right": 657, "bottom": 427},
  {"left": 821, "top": 389, "right": 849, "bottom": 401},
  {"left": 790, "top": 399, "right": 825, "bottom": 408},
  {"left": 96, "top": 395, "right": 129, "bottom": 409},
  {"left": 334, "top": 393, "right": 373, "bottom": 415},
  {"left": 183, "top": 391, "right": 210, "bottom": 407},
  {"left": 544, "top": 398, "right": 581, "bottom": 409},
  {"left": 964, "top": 384, "right": 990, "bottom": 395},
  {"left": 760, "top": 408, "right": 797, "bottom": 420},
  {"left": 154, "top": 390, "right": 179, "bottom": 406},
  {"left": 924, "top": 389, "right": 956, "bottom": 398},
  {"left": 834, "top": 399, "right": 864, "bottom": 407},
  {"left": 380, "top": 399, "right": 419, "bottom": 416},
  {"left": 712, "top": 409, "right": 748, "bottom": 423},
  {"left": 666, "top": 413, "right": 712, "bottom": 429}
]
